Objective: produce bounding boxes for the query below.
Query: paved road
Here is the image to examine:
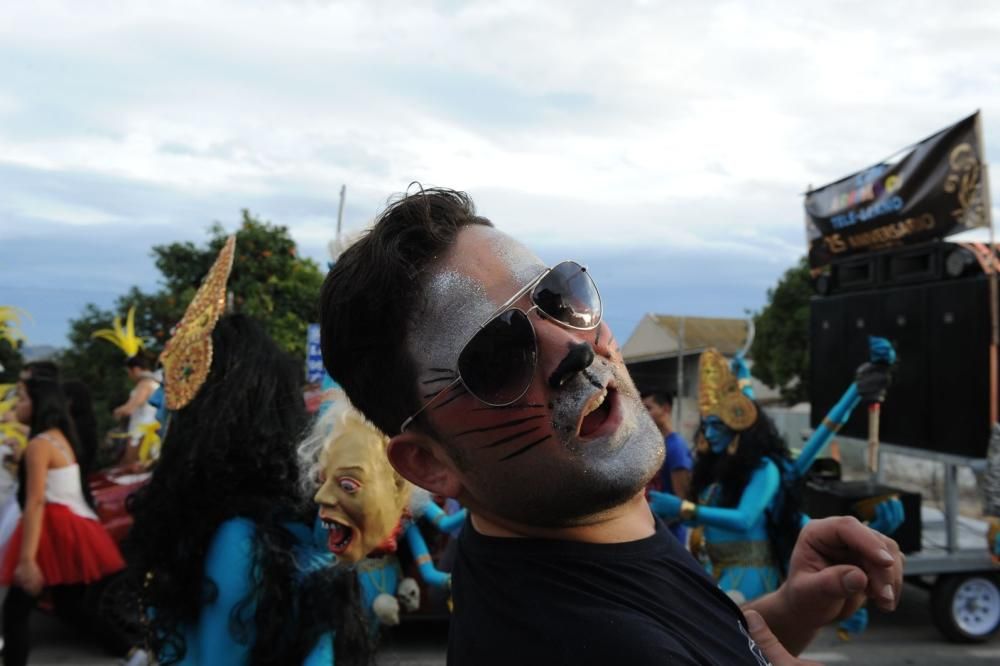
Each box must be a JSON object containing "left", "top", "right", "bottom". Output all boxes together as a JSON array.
[{"left": 16, "top": 581, "right": 1000, "bottom": 665}]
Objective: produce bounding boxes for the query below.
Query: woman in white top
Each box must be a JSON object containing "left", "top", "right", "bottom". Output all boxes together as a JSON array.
[{"left": 0, "top": 377, "right": 128, "bottom": 666}]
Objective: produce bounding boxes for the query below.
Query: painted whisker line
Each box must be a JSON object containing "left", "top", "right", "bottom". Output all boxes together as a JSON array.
[
  {"left": 453, "top": 415, "right": 544, "bottom": 438},
  {"left": 471, "top": 403, "right": 544, "bottom": 411},
  {"left": 498, "top": 435, "right": 552, "bottom": 462},
  {"left": 427, "top": 368, "right": 453, "bottom": 373},
  {"left": 433, "top": 385, "right": 467, "bottom": 410},
  {"left": 481, "top": 427, "right": 541, "bottom": 449}
]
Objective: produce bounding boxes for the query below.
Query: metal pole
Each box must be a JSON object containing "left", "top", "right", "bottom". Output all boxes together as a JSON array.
[
  {"left": 676, "top": 317, "right": 685, "bottom": 432},
  {"left": 986, "top": 165, "right": 998, "bottom": 426},
  {"left": 975, "top": 112, "right": 998, "bottom": 426},
  {"left": 336, "top": 185, "right": 346, "bottom": 242},
  {"left": 944, "top": 461, "right": 959, "bottom": 553}
]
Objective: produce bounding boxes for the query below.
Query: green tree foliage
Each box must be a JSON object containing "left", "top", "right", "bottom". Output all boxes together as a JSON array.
[
  {"left": 0, "top": 339, "right": 23, "bottom": 384},
  {"left": 0, "top": 307, "right": 26, "bottom": 383},
  {"left": 749, "top": 257, "right": 812, "bottom": 404},
  {"left": 59, "top": 211, "right": 324, "bottom": 438}
]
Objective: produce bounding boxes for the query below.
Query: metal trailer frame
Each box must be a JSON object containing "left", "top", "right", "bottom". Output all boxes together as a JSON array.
[{"left": 833, "top": 436, "right": 1000, "bottom": 642}]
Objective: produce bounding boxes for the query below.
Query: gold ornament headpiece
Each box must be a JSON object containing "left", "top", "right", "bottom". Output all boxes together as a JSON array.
[
  {"left": 91, "top": 306, "right": 144, "bottom": 358},
  {"left": 698, "top": 348, "right": 758, "bottom": 432},
  {"left": 159, "top": 235, "right": 236, "bottom": 410}
]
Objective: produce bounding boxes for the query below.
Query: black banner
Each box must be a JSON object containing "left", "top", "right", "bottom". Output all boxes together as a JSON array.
[{"left": 806, "top": 112, "right": 989, "bottom": 269}]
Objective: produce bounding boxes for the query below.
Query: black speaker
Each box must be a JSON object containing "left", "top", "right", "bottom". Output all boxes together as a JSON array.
[
  {"left": 811, "top": 271, "right": 998, "bottom": 458},
  {"left": 816, "top": 241, "right": 980, "bottom": 296},
  {"left": 802, "top": 480, "right": 922, "bottom": 553}
]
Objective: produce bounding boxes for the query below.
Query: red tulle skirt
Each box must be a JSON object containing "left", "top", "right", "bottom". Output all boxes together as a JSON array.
[{"left": 0, "top": 503, "right": 125, "bottom": 587}]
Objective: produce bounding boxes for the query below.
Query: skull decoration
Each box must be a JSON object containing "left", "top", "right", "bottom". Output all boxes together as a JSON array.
[
  {"left": 372, "top": 592, "right": 401, "bottom": 626},
  {"left": 397, "top": 576, "right": 421, "bottom": 612}
]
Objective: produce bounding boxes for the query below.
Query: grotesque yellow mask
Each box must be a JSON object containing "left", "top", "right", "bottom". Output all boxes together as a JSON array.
[{"left": 312, "top": 401, "right": 410, "bottom": 564}]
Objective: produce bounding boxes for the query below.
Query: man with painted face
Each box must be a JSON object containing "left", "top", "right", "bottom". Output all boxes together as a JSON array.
[{"left": 319, "top": 188, "right": 904, "bottom": 665}]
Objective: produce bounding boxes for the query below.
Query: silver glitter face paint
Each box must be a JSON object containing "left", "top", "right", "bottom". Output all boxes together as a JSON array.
[
  {"left": 487, "top": 234, "right": 547, "bottom": 287},
  {"left": 407, "top": 229, "right": 548, "bottom": 381},
  {"left": 409, "top": 269, "right": 495, "bottom": 376}
]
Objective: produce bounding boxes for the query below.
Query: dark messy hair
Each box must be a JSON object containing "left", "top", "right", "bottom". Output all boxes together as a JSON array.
[
  {"left": 21, "top": 360, "right": 59, "bottom": 382},
  {"left": 319, "top": 187, "right": 492, "bottom": 435},
  {"left": 18, "top": 377, "right": 93, "bottom": 510},
  {"left": 690, "top": 408, "right": 802, "bottom": 575},
  {"left": 640, "top": 390, "right": 675, "bottom": 408},
  {"left": 125, "top": 354, "right": 151, "bottom": 370},
  {"left": 127, "top": 314, "right": 372, "bottom": 666}
]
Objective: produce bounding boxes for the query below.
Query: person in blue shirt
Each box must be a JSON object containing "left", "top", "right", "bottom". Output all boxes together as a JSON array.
[
  {"left": 127, "top": 314, "right": 373, "bottom": 666},
  {"left": 640, "top": 390, "right": 692, "bottom": 544}
]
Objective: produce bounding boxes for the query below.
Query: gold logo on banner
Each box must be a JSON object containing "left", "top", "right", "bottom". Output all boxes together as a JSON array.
[{"left": 944, "top": 142, "right": 986, "bottom": 229}]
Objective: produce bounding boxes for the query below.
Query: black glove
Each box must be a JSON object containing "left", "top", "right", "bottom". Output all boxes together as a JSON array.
[{"left": 856, "top": 362, "right": 891, "bottom": 402}]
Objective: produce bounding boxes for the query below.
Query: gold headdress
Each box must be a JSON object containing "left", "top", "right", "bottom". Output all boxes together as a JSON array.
[
  {"left": 91, "top": 306, "right": 144, "bottom": 358},
  {"left": 159, "top": 235, "right": 236, "bottom": 410},
  {"left": 698, "top": 348, "right": 757, "bottom": 432}
]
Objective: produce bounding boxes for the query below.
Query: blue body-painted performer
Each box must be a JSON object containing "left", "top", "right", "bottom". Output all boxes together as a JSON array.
[
  {"left": 650, "top": 337, "right": 900, "bottom": 606},
  {"left": 127, "top": 238, "right": 381, "bottom": 665},
  {"left": 357, "top": 490, "right": 466, "bottom": 626}
]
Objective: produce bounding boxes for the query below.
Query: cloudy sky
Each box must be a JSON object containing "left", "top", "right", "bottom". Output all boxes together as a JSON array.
[{"left": 3, "top": 0, "right": 1000, "bottom": 348}]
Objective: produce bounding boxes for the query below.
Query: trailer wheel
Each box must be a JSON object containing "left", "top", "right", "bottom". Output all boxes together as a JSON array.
[{"left": 931, "top": 573, "right": 1000, "bottom": 643}]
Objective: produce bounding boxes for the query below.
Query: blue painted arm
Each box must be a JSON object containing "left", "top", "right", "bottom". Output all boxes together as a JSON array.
[
  {"left": 197, "top": 519, "right": 257, "bottom": 665},
  {"left": 731, "top": 352, "right": 754, "bottom": 399},
  {"left": 794, "top": 336, "right": 895, "bottom": 479},
  {"left": 420, "top": 501, "right": 467, "bottom": 534},
  {"left": 650, "top": 461, "right": 781, "bottom": 533},
  {"left": 838, "top": 607, "right": 869, "bottom": 638},
  {"left": 648, "top": 490, "right": 681, "bottom": 520},
  {"left": 691, "top": 461, "right": 780, "bottom": 532},
  {"left": 794, "top": 383, "right": 861, "bottom": 478},
  {"left": 404, "top": 524, "right": 450, "bottom": 589},
  {"left": 303, "top": 633, "right": 334, "bottom": 666}
]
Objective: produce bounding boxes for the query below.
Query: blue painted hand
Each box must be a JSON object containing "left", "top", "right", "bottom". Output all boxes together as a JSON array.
[
  {"left": 868, "top": 498, "right": 904, "bottom": 536},
  {"left": 648, "top": 490, "right": 682, "bottom": 520}
]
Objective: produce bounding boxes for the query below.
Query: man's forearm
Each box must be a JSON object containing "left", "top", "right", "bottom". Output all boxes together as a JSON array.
[{"left": 742, "top": 590, "right": 817, "bottom": 656}]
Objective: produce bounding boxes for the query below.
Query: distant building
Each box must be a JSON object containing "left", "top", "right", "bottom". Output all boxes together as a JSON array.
[{"left": 622, "top": 314, "right": 780, "bottom": 443}]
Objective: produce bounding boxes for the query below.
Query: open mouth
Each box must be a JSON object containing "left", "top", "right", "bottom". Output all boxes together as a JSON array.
[
  {"left": 320, "top": 518, "right": 354, "bottom": 555},
  {"left": 577, "top": 385, "right": 617, "bottom": 438}
]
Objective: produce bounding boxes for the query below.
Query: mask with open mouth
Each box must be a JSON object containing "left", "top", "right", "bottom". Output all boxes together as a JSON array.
[{"left": 312, "top": 401, "right": 410, "bottom": 564}]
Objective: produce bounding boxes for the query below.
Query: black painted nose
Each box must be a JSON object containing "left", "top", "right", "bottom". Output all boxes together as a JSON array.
[{"left": 548, "top": 342, "right": 596, "bottom": 389}]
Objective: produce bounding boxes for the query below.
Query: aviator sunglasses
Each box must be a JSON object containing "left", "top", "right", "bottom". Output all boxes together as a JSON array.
[{"left": 399, "top": 260, "right": 603, "bottom": 433}]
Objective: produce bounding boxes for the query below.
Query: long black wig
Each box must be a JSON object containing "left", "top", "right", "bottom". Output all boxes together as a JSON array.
[
  {"left": 689, "top": 406, "right": 803, "bottom": 576},
  {"left": 126, "top": 314, "right": 372, "bottom": 666}
]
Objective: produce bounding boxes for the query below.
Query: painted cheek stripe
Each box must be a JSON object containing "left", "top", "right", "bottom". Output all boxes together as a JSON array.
[{"left": 498, "top": 435, "right": 552, "bottom": 462}]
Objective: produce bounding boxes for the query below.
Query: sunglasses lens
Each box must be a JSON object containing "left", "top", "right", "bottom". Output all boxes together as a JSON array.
[
  {"left": 531, "top": 261, "right": 602, "bottom": 329},
  {"left": 458, "top": 309, "right": 536, "bottom": 405}
]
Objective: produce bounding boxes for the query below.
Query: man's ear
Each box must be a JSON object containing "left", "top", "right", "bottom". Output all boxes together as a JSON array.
[{"left": 387, "top": 432, "right": 463, "bottom": 499}]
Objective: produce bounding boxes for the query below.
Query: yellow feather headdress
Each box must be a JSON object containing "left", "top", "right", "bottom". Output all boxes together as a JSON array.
[
  {"left": 698, "top": 348, "right": 758, "bottom": 432},
  {"left": 159, "top": 235, "right": 236, "bottom": 410},
  {"left": 91, "top": 306, "right": 144, "bottom": 358},
  {"left": 0, "top": 306, "right": 29, "bottom": 348}
]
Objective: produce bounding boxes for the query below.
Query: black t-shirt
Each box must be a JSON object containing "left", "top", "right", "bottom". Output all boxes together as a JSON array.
[{"left": 448, "top": 517, "right": 771, "bottom": 666}]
